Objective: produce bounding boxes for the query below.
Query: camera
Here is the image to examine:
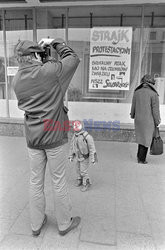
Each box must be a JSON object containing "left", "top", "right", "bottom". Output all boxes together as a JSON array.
[
  {"left": 37, "top": 38, "right": 65, "bottom": 63},
  {"left": 39, "top": 45, "right": 51, "bottom": 63},
  {"left": 38, "top": 38, "right": 54, "bottom": 63}
]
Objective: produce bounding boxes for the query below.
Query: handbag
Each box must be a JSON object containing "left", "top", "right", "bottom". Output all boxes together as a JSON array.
[{"left": 150, "top": 127, "right": 163, "bottom": 155}]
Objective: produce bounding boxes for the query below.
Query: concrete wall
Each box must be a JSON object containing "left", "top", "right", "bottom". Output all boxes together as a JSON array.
[{"left": 1, "top": 117, "right": 165, "bottom": 144}]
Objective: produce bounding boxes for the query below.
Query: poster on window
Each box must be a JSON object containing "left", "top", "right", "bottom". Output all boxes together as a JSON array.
[{"left": 89, "top": 27, "right": 132, "bottom": 90}]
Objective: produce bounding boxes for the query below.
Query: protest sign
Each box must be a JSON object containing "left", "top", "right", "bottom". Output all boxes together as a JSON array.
[{"left": 89, "top": 27, "right": 132, "bottom": 90}]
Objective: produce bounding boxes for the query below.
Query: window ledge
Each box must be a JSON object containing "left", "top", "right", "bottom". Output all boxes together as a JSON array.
[{"left": 0, "top": 117, "right": 24, "bottom": 124}]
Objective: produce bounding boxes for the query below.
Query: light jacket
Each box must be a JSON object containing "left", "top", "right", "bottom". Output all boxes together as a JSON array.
[
  {"left": 13, "top": 44, "right": 80, "bottom": 149},
  {"left": 130, "top": 83, "right": 161, "bottom": 147},
  {"left": 69, "top": 130, "right": 97, "bottom": 162}
]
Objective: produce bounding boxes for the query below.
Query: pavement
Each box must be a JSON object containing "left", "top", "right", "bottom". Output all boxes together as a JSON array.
[{"left": 0, "top": 136, "right": 165, "bottom": 250}]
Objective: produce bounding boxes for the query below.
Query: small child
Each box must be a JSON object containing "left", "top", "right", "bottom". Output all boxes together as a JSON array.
[{"left": 69, "top": 120, "right": 97, "bottom": 192}]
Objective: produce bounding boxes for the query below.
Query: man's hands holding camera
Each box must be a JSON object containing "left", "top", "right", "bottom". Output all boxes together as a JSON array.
[
  {"left": 38, "top": 38, "right": 66, "bottom": 63},
  {"left": 39, "top": 38, "right": 66, "bottom": 50}
]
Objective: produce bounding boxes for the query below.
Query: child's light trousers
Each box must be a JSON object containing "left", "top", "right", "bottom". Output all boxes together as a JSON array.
[{"left": 76, "top": 158, "right": 91, "bottom": 185}]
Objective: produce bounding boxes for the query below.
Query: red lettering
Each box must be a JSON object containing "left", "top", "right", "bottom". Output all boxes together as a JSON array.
[
  {"left": 43, "top": 119, "right": 53, "bottom": 131},
  {"left": 63, "top": 120, "right": 72, "bottom": 131},
  {"left": 53, "top": 121, "right": 63, "bottom": 131}
]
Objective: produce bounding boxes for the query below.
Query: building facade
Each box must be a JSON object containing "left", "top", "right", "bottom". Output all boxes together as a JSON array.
[{"left": 0, "top": 0, "right": 165, "bottom": 138}]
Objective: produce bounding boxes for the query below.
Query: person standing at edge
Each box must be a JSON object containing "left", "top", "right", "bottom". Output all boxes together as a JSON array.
[
  {"left": 13, "top": 38, "right": 81, "bottom": 236},
  {"left": 130, "top": 74, "right": 161, "bottom": 164}
]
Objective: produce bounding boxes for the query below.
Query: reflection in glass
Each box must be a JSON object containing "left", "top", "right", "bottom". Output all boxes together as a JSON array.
[
  {"left": 36, "top": 8, "right": 66, "bottom": 42},
  {"left": 5, "top": 9, "right": 33, "bottom": 100},
  {"left": 68, "top": 6, "right": 142, "bottom": 103},
  {"left": 0, "top": 12, "right": 5, "bottom": 100}
]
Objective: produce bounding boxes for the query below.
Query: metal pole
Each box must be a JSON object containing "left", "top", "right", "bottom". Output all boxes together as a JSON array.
[
  {"left": 90, "top": 12, "right": 93, "bottom": 28},
  {"left": 65, "top": 8, "right": 69, "bottom": 108},
  {"left": 138, "top": 5, "right": 144, "bottom": 84},
  {"left": 120, "top": 14, "right": 123, "bottom": 26},
  {"left": 62, "top": 14, "right": 64, "bottom": 29},
  {"left": 151, "top": 11, "right": 154, "bottom": 27},
  {"left": 24, "top": 14, "right": 27, "bottom": 30},
  {"left": 33, "top": 8, "right": 37, "bottom": 42},
  {"left": 65, "top": 8, "right": 69, "bottom": 43},
  {"left": 2, "top": 9, "right": 10, "bottom": 117}
]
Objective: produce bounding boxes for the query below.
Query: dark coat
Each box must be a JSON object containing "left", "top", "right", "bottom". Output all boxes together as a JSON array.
[
  {"left": 13, "top": 44, "right": 80, "bottom": 149},
  {"left": 130, "top": 84, "right": 161, "bottom": 147}
]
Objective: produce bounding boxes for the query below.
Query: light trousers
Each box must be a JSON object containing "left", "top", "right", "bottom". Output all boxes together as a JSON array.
[
  {"left": 76, "top": 158, "right": 91, "bottom": 185},
  {"left": 28, "top": 145, "right": 72, "bottom": 231}
]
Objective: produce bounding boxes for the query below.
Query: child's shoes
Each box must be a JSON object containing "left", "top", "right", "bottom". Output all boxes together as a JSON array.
[
  {"left": 74, "top": 178, "right": 82, "bottom": 187},
  {"left": 80, "top": 179, "right": 91, "bottom": 192}
]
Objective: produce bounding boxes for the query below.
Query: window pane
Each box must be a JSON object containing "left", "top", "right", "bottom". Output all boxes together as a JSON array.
[
  {"left": 144, "top": 5, "right": 165, "bottom": 27},
  {"left": 142, "top": 5, "right": 165, "bottom": 104},
  {"left": 36, "top": 7, "right": 66, "bottom": 101},
  {"left": 5, "top": 9, "right": 33, "bottom": 101},
  {"left": 68, "top": 6, "right": 142, "bottom": 103},
  {"left": 36, "top": 7, "right": 66, "bottom": 43},
  {"left": 0, "top": 11, "right": 5, "bottom": 100}
]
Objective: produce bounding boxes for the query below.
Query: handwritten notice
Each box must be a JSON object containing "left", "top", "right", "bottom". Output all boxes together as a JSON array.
[{"left": 89, "top": 27, "right": 132, "bottom": 90}]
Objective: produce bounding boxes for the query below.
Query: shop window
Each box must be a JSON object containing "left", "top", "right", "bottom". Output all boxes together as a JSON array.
[
  {"left": 0, "top": 11, "right": 5, "bottom": 100},
  {"left": 150, "top": 31, "right": 157, "bottom": 41},
  {"left": 141, "top": 28, "right": 165, "bottom": 104},
  {"left": 5, "top": 9, "right": 33, "bottom": 31},
  {"left": 1, "top": 4, "right": 164, "bottom": 119},
  {"left": 68, "top": 6, "right": 142, "bottom": 103},
  {"left": 36, "top": 8, "right": 66, "bottom": 53},
  {"left": 162, "top": 31, "right": 165, "bottom": 41},
  {"left": 5, "top": 9, "right": 33, "bottom": 101},
  {"left": 143, "top": 5, "right": 165, "bottom": 104}
]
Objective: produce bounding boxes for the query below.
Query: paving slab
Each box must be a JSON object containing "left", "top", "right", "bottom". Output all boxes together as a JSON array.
[
  {"left": 0, "top": 218, "right": 14, "bottom": 243},
  {"left": 80, "top": 214, "right": 116, "bottom": 245},
  {"left": 40, "top": 212, "right": 80, "bottom": 250},
  {"left": 78, "top": 242, "right": 116, "bottom": 250},
  {"left": 117, "top": 232, "right": 155, "bottom": 250},
  {"left": 0, "top": 234, "right": 42, "bottom": 250},
  {"left": 117, "top": 209, "right": 152, "bottom": 236},
  {"left": 0, "top": 137, "right": 165, "bottom": 249},
  {"left": 150, "top": 218, "right": 165, "bottom": 250},
  {"left": 10, "top": 205, "right": 33, "bottom": 236}
]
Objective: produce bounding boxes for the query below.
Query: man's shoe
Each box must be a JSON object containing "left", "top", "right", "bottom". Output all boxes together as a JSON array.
[
  {"left": 32, "top": 214, "right": 47, "bottom": 237},
  {"left": 59, "top": 216, "right": 81, "bottom": 236}
]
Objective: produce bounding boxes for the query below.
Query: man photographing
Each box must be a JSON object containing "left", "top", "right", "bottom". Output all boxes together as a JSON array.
[{"left": 13, "top": 38, "right": 80, "bottom": 236}]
